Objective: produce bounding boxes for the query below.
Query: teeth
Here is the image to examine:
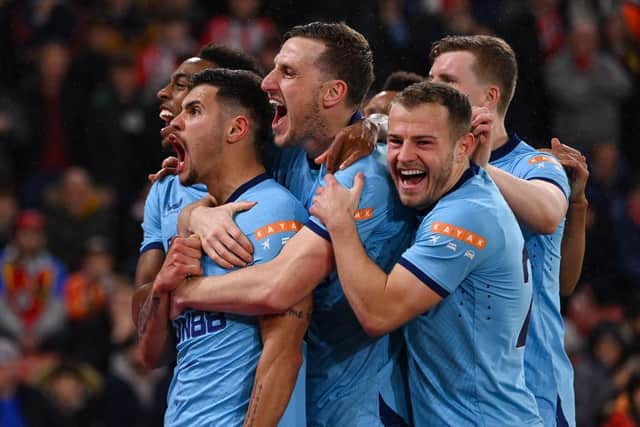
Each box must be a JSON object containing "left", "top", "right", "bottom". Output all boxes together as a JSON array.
[
  {"left": 269, "top": 100, "right": 284, "bottom": 107},
  {"left": 159, "top": 110, "right": 174, "bottom": 121},
  {"left": 400, "top": 169, "right": 425, "bottom": 176}
]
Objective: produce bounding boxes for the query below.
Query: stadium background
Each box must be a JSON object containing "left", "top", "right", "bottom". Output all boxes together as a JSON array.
[{"left": 0, "top": 0, "right": 639, "bottom": 426}]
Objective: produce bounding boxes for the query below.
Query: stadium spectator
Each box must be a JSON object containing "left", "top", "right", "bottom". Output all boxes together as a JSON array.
[
  {"left": 0, "top": 337, "right": 65, "bottom": 427},
  {"left": 44, "top": 167, "right": 113, "bottom": 271},
  {"left": 0, "top": 211, "right": 67, "bottom": 353},
  {"left": 546, "top": 17, "right": 632, "bottom": 152},
  {"left": 199, "top": 0, "right": 278, "bottom": 70}
]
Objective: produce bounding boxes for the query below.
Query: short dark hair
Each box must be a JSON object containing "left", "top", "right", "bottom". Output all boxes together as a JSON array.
[
  {"left": 430, "top": 35, "right": 517, "bottom": 116},
  {"left": 190, "top": 68, "right": 273, "bottom": 161},
  {"left": 283, "top": 22, "right": 374, "bottom": 108},
  {"left": 382, "top": 71, "right": 423, "bottom": 92},
  {"left": 393, "top": 81, "right": 471, "bottom": 141},
  {"left": 198, "top": 43, "right": 264, "bottom": 77}
]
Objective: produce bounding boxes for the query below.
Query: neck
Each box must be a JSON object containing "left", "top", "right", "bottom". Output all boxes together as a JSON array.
[
  {"left": 490, "top": 115, "right": 509, "bottom": 151},
  {"left": 203, "top": 157, "right": 265, "bottom": 204},
  {"left": 304, "top": 107, "right": 355, "bottom": 159},
  {"left": 442, "top": 160, "right": 470, "bottom": 197}
]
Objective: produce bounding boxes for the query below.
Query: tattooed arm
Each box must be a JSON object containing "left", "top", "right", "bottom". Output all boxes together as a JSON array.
[
  {"left": 243, "top": 295, "right": 312, "bottom": 427},
  {"left": 139, "top": 236, "right": 203, "bottom": 369}
]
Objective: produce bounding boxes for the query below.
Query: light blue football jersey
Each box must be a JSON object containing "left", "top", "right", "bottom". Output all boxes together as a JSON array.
[
  {"left": 399, "top": 165, "right": 543, "bottom": 426},
  {"left": 165, "top": 174, "right": 309, "bottom": 427},
  {"left": 295, "top": 149, "right": 415, "bottom": 427},
  {"left": 140, "top": 176, "right": 207, "bottom": 253},
  {"left": 491, "top": 135, "right": 574, "bottom": 426}
]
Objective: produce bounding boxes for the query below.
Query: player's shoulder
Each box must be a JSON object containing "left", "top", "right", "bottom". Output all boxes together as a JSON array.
[
  {"left": 332, "top": 150, "right": 390, "bottom": 194},
  {"left": 238, "top": 177, "right": 308, "bottom": 223},
  {"left": 422, "top": 171, "right": 507, "bottom": 246}
]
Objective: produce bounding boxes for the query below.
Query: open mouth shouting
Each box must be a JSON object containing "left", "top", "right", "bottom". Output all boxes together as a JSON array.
[
  {"left": 269, "top": 98, "right": 289, "bottom": 139},
  {"left": 397, "top": 168, "right": 427, "bottom": 190},
  {"left": 168, "top": 134, "right": 187, "bottom": 175},
  {"left": 159, "top": 106, "right": 176, "bottom": 148}
]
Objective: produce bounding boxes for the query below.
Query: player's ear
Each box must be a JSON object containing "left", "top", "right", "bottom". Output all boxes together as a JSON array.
[
  {"left": 482, "top": 85, "right": 500, "bottom": 112},
  {"left": 456, "top": 132, "right": 476, "bottom": 160},
  {"left": 321, "top": 80, "right": 348, "bottom": 108},
  {"left": 227, "top": 115, "right": 249, "bottom": 144}
]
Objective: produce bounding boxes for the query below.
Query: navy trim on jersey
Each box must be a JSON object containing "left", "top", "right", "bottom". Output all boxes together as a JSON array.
[
  {"left": 527, "top": 177, "right": 570, "bottom": 201},
  {"left": 379, "top": 394, "right": 410, "bottom": 427},
  {"left": 225, "top": 173, "right": 270, "bottom": 203},
  {"left": 306, "top": 154, "right": 321, "bottom": 170},
  {"left": 556, "top": 395, "right": 569, "bottom": 427},
  {"left": 140, "top": 241, "right": 163, "bottom": 254},
  {"left": 350, "top": 111, "right": 363, "bottom": 124},
  {"left": 398, "top": 256, "right": 450, "bottom": 298},
  {"left": 489, "top": 134, "right": 521, "bottom": 162},
  {"left": 305, "top": 220, "right": 330, "bottom": 241},
  {"left": 419, "top": 163, "right": 478, "bottom": 216}
]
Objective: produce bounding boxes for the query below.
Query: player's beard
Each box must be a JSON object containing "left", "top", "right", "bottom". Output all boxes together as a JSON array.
[
  {"left": 286, "top": 90, "right": 329, "bottom": 156},
  {"left": 417, "top": 148, "right": 454, "bottom": 211}
]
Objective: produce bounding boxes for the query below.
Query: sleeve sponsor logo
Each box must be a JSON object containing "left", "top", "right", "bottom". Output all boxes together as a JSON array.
[
  {"left": 527, "top": 155, "right": 560, "bottom": 166},
  {"left": 431, "top": 221, "right": 487, "bottom": 250},
  {"left": 255, "top": 221, "right": 303, "bottom": 240},
  {"left": 353, "top": 208, "right": 373, "bottom": 221}
]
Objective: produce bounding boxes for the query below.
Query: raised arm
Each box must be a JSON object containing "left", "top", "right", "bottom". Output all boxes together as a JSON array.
[
  {"left": 171, "top": 228, "right": 333, "bottom": 317},
  {"left": 541, "top": 139, "right": 589, "bottom": 295},
  {"left": 244, "top": 295, "right": 312, "bottom": 427},
  {"left": 484, "top": 165, "right": 568, "bottom": 234},
  {"left": 309, "top": 173, "right": 439, "bottom": 336}
]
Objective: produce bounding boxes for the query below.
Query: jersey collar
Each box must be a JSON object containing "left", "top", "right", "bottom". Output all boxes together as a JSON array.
[
  {"left": 418, "top": 163, "right": 478, "bottom": 216},
  {"left": 225, "top": 173, "right": 270, "bottom": 203},
  {"left": 489, "top": 134, "right": 522, "bottom": 162}
]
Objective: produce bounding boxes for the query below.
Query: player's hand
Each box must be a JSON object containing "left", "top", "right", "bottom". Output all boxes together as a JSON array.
[
  {"left": 310, "top": 173, "right": 365, "bottom": 231},
  {"left": 315, "top": 119, "right": 378, "bottom": 173},
  {"left": 148, "top": 156, "right": 179, "bottom": 183},
  {"left": 539, "top": 138, "right": 589, "bottom": 204},
  {"left": 152, "top": 236, "right": 203, "bottom": 295},
  {"left": 187, "top": 202, "right": 257, "bottom": 269},
  {"left": 470, "top": 106, "right": 494, "bottom": 167},
  {"left": 176, "top": 195, "right": 217, "bottom": 236}
]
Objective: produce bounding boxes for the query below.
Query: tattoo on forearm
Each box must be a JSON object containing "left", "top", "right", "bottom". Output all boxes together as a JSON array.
[
  {"left": 244, "top": 381, "right": 263, "bottom": 427},
  {"left": 264, "top": 308, "right": 312, "bottom": 321},
  {"left": 138, "top": 295, "right": 161, "bottom": 337}
]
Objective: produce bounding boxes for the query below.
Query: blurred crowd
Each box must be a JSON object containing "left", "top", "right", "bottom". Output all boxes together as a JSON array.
[{"left": 0, "top": 0, "right": 639, "bottom": 426}]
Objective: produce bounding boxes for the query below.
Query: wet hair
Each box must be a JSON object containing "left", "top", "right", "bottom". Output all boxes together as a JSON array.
[
  {"left": 430, "top": 35, "right": 517, "bottom": 116},
  {"left": 382, "top": 71, "right": 423, "bottom": 92},
  {"left": 190, "top": 68, "right": 273, "bottom": 161},
  {"left": 392, "top": 81, "right": 471, "bottom": 141},
  {"left": 198, "top": 43, "right": 264, "bottom": 77},
  {"left": 283, "top": 21, "right": 374, "bottom": 108}
]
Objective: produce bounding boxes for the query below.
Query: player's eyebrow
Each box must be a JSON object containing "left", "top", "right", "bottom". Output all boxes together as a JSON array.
[{"left": 183, "top": 99, "right": 203, "bottom": 110}]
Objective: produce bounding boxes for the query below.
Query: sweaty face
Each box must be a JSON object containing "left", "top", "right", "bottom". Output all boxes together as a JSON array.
[
  {"left": 157, "top": 57, "right": 215, "bottom": 148},
  {"left": 168, "top": 85, "right": 225, "bottom": 186},
  {"left": 428, "top": 51, "right": 487, "bottom": 108},
  {"left": 387, "top": 103, "right": 457, "bottom": 210},
  {"left": 261, "top": 37, "right": 327, "bottom": 148}
]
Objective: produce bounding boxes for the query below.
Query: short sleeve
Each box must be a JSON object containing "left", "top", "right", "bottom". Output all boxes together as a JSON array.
[
  {"left": 241, "top": 197, "right": 309, "bottom": 265},
  {"left": 306, "top": 158, "right": 394, "bottom": 242},
  {"left": 399, "top": 206, "right": 491, "bottom": 298},
  {"left": 139, "top": 182, "right": 164, "bottom": 254},
  {"left": 514, "top": 153, "right": 570, "bottom": 200}
]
